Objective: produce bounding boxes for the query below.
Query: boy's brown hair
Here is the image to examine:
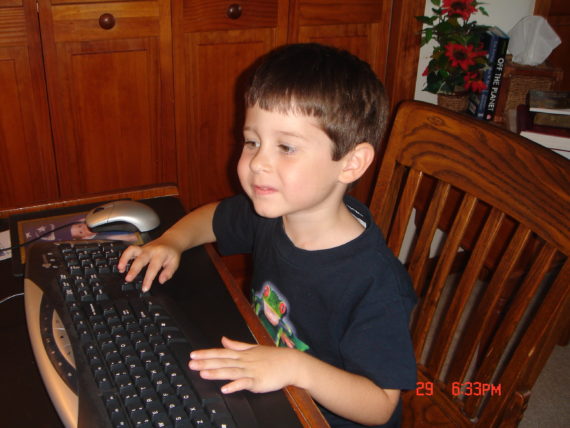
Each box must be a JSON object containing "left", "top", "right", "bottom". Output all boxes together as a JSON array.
[{"left": 245, "top": 43, "right": 388, "bottom": 160}]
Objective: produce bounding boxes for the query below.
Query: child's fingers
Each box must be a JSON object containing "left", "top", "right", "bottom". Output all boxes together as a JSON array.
[
  {"left": 141, "top": 254, "right": 173, "bottom": 291},
  {"left": 221, "top": 378, "right": 253, "bottom": 394},
  {"left": 195, "top": 366, "right": 254, "bottom": 393},
  {"left": 157, "top": 266, "right": 175, "bottom": 285},
  {"left": 189, "top": 348, "right": 237, "bottom": 364},
  {"left": 221, "top": 336, "right": 256, "bottom": 351},
  {"left": 117, "top": 245, "right": 141, "bottom": 272}
]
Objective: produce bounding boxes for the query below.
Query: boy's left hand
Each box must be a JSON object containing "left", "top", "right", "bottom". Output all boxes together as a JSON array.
[{"left": 188, "top": 336, "right": 299, "bottom": 394}]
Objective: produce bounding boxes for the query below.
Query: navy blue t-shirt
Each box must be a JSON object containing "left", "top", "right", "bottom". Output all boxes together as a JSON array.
[{"left": 213, "top": 194, "right": 417, "bottom": 427}]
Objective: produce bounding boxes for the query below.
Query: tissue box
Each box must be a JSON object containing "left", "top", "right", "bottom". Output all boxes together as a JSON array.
[{"left": 494, "top": 55, "right": 563, "bottom": 123}]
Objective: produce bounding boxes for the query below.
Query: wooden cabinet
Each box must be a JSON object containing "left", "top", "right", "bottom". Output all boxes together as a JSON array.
[
  {"left": 0, "top": 0, "right": 58, "bottom": 208},
  {"left": 173, "top": 0, "right": 287, "bottom": 209},
  {"left": 174, "top": 0, "right": 395, "bottom": 210},
  {"left": 1, "top": 0, "right": 425, "bottom": 214},
  {"left": 290, "top": 0, "right": 391, "bottom": 78},
  {"left": 0, "top": 0, "right": 175, "bottom": 211},
  {"left": 39, "top": 0, "right": 176, "bottom": 198}
]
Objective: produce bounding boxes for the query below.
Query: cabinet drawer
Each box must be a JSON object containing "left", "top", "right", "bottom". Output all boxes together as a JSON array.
[
  {"left": 183, "top": 0, "right": 278, "bottom": 32},
  {"left": 0, "top": 0, "right": 22, "bottom": 8},
  {"left": 51, "top": 1, "right": 160, "bottom": 42},
  {"left": 0, "top": 7, "right": 26, "bottom": 46},
  {"left": 298, "top": 0, "right": 383, "bottom": 25}
]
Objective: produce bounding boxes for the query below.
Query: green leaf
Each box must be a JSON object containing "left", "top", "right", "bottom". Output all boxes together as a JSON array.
[
  {"left": 431, "top": 0, "right": 441, "bottom": 6},
  {"left": 416, "top": 16, "right": 433, "bottom": 24},
  {"left": 437, "top": 21, "right": 454, "bottom": 34},
  {"left": 432, "top": 7, "right": 443, "bottom": 16},
  {"left": 425, "top": 76, "right": 442, "bottom": 94},
  {"left": 479, "top": 7, "right": 489, "bottom": 16},
  {"left": 436, "top": 53, "right": 449, "bottom": 68}
]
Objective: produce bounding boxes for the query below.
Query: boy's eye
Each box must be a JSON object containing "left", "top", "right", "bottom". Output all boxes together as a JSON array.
[
  {"left": 278, "top": 144, "right": 296, "bottom": 154},
  {"left": 243, "top": 140, "right": 260, "bottom": 149}
]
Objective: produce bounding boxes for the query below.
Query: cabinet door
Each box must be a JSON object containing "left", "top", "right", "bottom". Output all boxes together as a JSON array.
[
  {"left": 290, "top": 0, "right": 391, "bottom": 77},
  {"left": 38, "top": 0, "right": 176, "bottom": 198},
  {"left": 174, "top": 0, "right": 288, "bottom": 209},
  {"left": 0, "top": 0, "right": 58, "bottom": 209},
  {"left": 289, "top": 0, "right": 393, "bottom": 203}
]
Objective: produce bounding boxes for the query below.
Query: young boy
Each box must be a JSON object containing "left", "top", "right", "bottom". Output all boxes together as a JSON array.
[{"left": 118, "top": 43, "right": 417, "bottom": 427}]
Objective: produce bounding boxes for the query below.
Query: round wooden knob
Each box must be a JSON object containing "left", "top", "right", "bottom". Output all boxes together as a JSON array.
[
  {"left": 226, "top": 4, "right": 242, "bottom": 20},
  {"left": 99, "top": 13, "right": 116, "bottom": 30}
]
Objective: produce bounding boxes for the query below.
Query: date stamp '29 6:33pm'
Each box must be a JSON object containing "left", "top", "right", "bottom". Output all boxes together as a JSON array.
[{"left": 416, "top": 381, "right": 502, "bottom": 397}]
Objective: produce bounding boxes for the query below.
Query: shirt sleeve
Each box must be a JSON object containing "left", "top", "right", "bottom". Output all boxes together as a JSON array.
[{"left": 212, "top": 194, "right": 257, "bottom": 256}]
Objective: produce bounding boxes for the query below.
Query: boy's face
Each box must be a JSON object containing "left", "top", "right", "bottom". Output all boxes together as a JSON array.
[{"left": 238, "top": 105, "right": 347, "bottom": 220}]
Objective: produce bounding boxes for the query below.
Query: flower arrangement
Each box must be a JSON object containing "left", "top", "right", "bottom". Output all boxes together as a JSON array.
[{"left": 417, "top": 0, "right": 490, "bottom": 95}]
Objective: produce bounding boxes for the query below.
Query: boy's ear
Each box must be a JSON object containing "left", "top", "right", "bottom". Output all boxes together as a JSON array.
[{"left": 338, "top": 142, "right": 375, "bottom": 184}]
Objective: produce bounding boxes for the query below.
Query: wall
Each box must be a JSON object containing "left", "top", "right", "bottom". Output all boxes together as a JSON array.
[{"left": 414, "top": 0, "right": 536, "bottom": 103}]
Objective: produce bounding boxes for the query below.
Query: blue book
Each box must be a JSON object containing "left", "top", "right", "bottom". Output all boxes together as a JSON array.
[
  {"left": 467, "top": 27, "right": 509, "bottom": 119},
  {"left": 484, "top": 27, "right": 510, "bottom": 120}
]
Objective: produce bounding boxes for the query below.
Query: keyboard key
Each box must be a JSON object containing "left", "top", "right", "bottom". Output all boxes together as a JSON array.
[
  {"left": 190, "top": 410, "right": 212, "bottom": 427},
  {"left": 153, "top": 413, "right": 173, "bottom": 428},
  {"left": 213, "top": 417, "right": 236, "bottom": 428}
]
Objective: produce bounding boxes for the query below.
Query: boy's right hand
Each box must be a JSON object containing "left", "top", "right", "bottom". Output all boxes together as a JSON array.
[{"left": 118, "top": 240, "right": 181, "bottom": 292}]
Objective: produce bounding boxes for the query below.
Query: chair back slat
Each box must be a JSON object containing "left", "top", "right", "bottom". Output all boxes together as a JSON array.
[
  {"left": 445, "top": 224, "right": 533, "bottom": 385},
  {"left": 479, "top": 260, "right": 570, "bottom": 425},
  {"left": 464, "top": 243, "right": 560, "bottom": 417},
  {"left": 370, "top": 101, "right": 570, "bottom": 427},
  {"left": 413, "top": 193, "right": 478, "bottom": 359},
  {"left": 407, "top": 181, "right": 451, "bottom": 296},
  {"left": 372, "top": 162, "right": 409, "bottom": 234},
  {"left": 386, "top": 168, "right": 423, "bottom": 256},
  {"left": 427, "top": 207, "right": 506, "bottom": 380}
]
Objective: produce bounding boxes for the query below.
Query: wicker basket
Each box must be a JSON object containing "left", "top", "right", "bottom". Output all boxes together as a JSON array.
[{"left": 437, "top": 92, "right": 469, "bottom": 112}]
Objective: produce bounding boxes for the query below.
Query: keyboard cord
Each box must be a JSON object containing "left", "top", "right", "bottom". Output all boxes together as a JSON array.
[{"left": 0, "top": 292, "right": 24, "bottom": 305}]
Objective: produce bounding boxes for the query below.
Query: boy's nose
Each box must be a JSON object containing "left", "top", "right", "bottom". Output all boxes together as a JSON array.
[{"left": 250, "top": 149, "right": 270, "bottom": 173}]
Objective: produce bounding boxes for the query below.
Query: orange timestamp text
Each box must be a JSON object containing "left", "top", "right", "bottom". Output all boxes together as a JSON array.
[{"left": 416, "top": 381, "right": 502, "bottom": 396}]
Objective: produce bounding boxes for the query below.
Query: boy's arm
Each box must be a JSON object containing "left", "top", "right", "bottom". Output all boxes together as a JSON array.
[
  {"left": 118, "top": 201, "right": 219, "bottom": 291},
  {"left": 189, "top": 337, "right": 400, "bottom": 426},
  {"left": 293, "top": 348, "right": 400, "bottom": 425}
]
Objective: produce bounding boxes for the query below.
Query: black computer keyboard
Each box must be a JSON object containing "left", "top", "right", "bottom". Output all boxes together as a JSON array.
[{"left": 24, "top": 240, "right": 261, "bottom": 428}]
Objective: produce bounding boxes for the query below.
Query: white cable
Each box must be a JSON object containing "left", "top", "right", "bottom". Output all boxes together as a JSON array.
[{"left": 0, "top": 292, "right": 24, "bottom": 304}]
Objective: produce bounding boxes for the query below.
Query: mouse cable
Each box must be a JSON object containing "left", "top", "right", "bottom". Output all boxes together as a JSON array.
[
  {"left": 0, "top": 292, "right": 24, "bottom": 305},
  {"left": 0, "top": 221, "right": 83, "bottom": 253}
]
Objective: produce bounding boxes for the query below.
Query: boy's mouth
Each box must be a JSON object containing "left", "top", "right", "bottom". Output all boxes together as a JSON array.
[{"left": 253, "top": 185, "right": 277, "bottom": 195}]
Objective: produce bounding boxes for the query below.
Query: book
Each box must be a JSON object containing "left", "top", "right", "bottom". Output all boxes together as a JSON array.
[
  {"left": 517, "top": 104, "right": 570, "bottom": 159},
  {"left": 484, "top": 28, "right": 509, "bottom": 121},
  {"left": 528, "top": 90, "right": 570, "bottom": 115},
  {"left": 533, "top": 112, "right": 570, "bottom": 129},
  {"left": 467, "top": 28, "right": 504, "bottom": 119}
]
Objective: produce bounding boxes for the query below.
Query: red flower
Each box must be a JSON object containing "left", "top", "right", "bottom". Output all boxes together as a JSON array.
[
  {"left": 464, "top": 72, "right": 486, "bottom": 92},
  {"left": 443, "top": 0, "right": 477, "bottom": 20},
  {"left": 444, "top": 43, "right": 485, "bottom": 71}
]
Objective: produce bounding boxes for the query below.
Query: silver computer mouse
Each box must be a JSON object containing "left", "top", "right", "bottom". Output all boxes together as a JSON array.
[{"left": 85, "top": 200, "right": 160, "bottom": 233}]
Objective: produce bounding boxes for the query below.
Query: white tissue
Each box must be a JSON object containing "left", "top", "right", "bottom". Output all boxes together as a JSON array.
[{"left": 508, "top": 16, "right": 561, "bottom": 66}]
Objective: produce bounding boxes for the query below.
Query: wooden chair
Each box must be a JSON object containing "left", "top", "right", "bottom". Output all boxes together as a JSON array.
[{"left": 369, "top": 101, "right": 569, "bottom": 427}]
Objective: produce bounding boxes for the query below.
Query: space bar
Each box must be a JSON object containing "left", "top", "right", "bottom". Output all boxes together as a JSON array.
[{"left": 170, "top": 342, "right": 259, "bottom": 428}]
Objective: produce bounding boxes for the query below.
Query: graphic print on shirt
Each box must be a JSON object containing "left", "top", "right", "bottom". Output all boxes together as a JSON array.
[{"left": 252, "top": 282, "right": 309, "bottom": 351}]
